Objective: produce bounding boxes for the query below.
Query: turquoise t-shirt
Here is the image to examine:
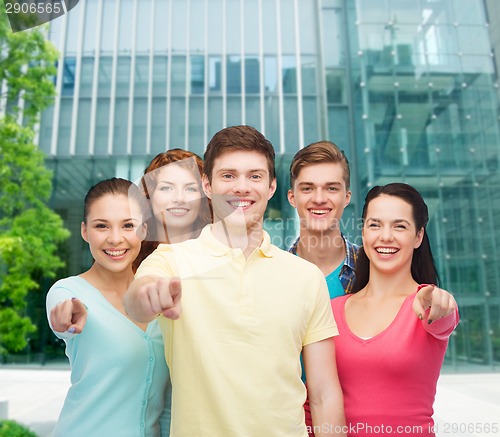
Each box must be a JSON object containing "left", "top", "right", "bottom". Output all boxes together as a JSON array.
[
  {"left": 325, "top": 261, "right": 345, "bottom": 299},
  {"left": 301, "top": 259, "right": 345, "bottom": 382}
]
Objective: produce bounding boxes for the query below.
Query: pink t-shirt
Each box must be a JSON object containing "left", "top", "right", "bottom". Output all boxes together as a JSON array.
[{"left": 331, "top": 292, "right": 459, "bottom": 437}]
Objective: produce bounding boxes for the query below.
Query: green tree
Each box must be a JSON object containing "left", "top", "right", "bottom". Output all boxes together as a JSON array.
[{"left": 0, "top": 9, "right": 69, "bottom": 355}]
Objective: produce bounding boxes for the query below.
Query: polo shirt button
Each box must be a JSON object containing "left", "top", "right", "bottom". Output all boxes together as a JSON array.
[
  {"left": 149, "top": 357, "right": 154, "bottom": 362},
  {"left": 146, "top": 378, "right": 151, "bottom": 384},
  {"left": 144, "top": 335, "right": 150, "bottom": 340},
  {"left": 140, "top": 422, "right": 145, "bottom": 428}
]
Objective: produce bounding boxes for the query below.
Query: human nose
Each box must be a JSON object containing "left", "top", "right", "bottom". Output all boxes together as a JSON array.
[
  {"left": 172, "top": 188, "right": 186, "bottom": 204},
  {"left": 312, "top": 188, "right": 326, "bottom": 204},
  {"left": 107, "top": 227, "right": 124, "bottom": 245},
  {"left": 232, "top": 176, "right": 250, "bottom": 194},
  {"left": 379, "top": 225, "right": 394, "bottom": 241}
]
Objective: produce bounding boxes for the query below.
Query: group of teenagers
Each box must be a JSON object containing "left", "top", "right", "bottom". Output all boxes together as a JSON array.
[{"left": 46, "top": 125, "right": 459, "bottom": 437}]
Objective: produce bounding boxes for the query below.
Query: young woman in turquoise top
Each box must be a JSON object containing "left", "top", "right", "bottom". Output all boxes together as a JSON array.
[{"left": 46, "top": 178, "right": 171, "bottom": 437}]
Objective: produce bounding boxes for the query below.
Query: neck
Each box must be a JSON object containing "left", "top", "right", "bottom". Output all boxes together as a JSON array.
[
  {"left": 297, "top": 229, "right": 345, "bottom": 275},
  {"left": 211, "top": 219, "right": 264, "bottom": 258},
  {"left": 155, "top": 222, "right": 196, "bottom": 244},
  {"left": 363, "top": 268, "right": 417, "bottom": 298},
  {"left": 81, "top": 263, "right": 135, "bottom": 295}
]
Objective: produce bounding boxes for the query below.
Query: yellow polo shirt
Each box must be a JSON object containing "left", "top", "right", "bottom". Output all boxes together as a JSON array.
[{"left": 136, "top": 225, "right": 338, "bottom": 437}]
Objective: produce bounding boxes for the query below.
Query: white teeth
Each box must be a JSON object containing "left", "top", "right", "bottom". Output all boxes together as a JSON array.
[
  {"left": 310, "top": 209, "right": 329, "bottom": 214},
  {"left": 168, "top": 208, "right": 188, "bottom": 214},
  {"left": 104, "top": 249, "right": 126, "bottom": 256},
  {"left": 376, "top": 248, "right": 398, "bottom": 254},
  {"left": 230, "top": 201, "right": 252, "bottom": 207}
]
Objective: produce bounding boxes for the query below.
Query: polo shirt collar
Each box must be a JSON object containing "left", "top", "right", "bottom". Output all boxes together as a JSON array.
[
  {"left": 200, "top": 225, "right": 275, "bottom": 258},
  {"left": 258, "top": 231, "right": 274, "bottom": 258}
]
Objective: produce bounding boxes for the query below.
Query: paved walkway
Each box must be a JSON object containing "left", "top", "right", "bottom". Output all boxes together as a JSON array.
[
  {"left": 0, "top": 366, "right": 499, "bottom": 436},
  {"left": 0, "top": 366, "right": 69, "bottom": 437}
]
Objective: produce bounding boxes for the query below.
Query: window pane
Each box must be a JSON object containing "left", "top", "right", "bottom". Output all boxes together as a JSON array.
[
  {"left": 170, "top": 98, "right": 185, "bottom": 148},
  {"left": 151, "top": 97, "right": 167, "bottom": 154},
  {"left": 227, "top": 96, "right": 242, "bottom": 127},
  {"left": 76, "top": 99, "right": 91, "bottom": 155},
  {"left": 113, "top": 98, "right": 129, "bottom": 154},
  {"left": 282, "top": 55, "right": 297, "bottom": 94},
  {"left": 171, "top": 56, "right": 187, "bottom": 94},
  {"left": 94, "top": 98, "right": 110, "bottom": 156},
  {"left": 209, "top": 56, "right": 222, "bottom": 93},
  {"left": 188, "top": 97, "right": 204, "bottom": 156},
  {"left": 132, "top": 98, "right": 147, "bottom": 154},
  {"left": 245, "top": 57, "right": 260, "bottom": 94},
  {"left": 227, "top": 56, "right": 242, "bottom": 94}
]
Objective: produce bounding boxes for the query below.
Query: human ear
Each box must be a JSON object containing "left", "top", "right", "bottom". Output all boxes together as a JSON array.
[
  {"left": 287, "top": 189, "right": 296, "bottom": 208},
  {"left": 81, "top": 222, "right": 89, "bottom": 243},
  {"left": 268, "top": 178, "right": 277, "bottom": 200},
  {"left": 202, "top": 174, "right": 212, "bottom": 200},
  {"left": 414, "top": 228, "right": 424, "bottom": 249},
  {"left": 138, "top": 223, "right": 148, "bottom": 241},
  {"left": 344, "top": 189, "right": 352, "bottom": 208}
]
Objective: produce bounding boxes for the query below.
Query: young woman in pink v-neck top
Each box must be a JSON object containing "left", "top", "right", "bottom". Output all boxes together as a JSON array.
[{"left": 331, "top": 183, "right": 459, "bottom": 437}]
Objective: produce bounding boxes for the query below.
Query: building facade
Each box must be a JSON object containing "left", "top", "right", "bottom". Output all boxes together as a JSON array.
[{"left": 39, "top": 0, "right": 500, "bottom": 368}]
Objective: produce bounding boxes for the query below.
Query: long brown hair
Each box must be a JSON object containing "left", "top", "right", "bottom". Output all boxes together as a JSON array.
[
  {"left": 84, "top": 178, "right": 146, "bottom": 223},
  {"left": 133, "top": 149, "right": 212, "bottom": 272},
  {"left": 352, "top": 183, "right": 439, "bottom": 292}
]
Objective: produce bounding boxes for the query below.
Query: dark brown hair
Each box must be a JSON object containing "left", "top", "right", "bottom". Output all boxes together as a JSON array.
[
  {"left": 203, "top": 125, "right": 276, "bottom": 183},
  {"left": 352, "top": 183, "right": 439, "bottom": 292},
  {"left": 289, "top": 140, "right": 350, "bottom": 189},
  {"left": 133, "top": 149, "right": 212, "bottom": 272},
  {"left": 83, "top": 178, "right": 146, "bottom": 223}
]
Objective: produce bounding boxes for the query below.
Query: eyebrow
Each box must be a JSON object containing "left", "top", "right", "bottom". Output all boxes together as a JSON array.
[
  {"left": 90, "top": 218, "right": 140, "bottom": 223},
  {"left": 297, "top": 181, "right": 342, "bottom": 186},
  {"left": 157, "top": 180, "right": 198, "bottom": 185},
  {"left": 217, "top": 168, "right": 268, "bottom": 174},
  {"left": 366, "top": 218, "right": 411, "bottom": 225}
]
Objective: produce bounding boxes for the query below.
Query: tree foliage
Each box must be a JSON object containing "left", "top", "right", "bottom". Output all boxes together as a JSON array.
[{"left": 0, "top": 10, "right": 69, "bottom": 354}]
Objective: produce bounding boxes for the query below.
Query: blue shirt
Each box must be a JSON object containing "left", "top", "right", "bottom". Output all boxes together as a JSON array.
[
  {"left": 46, "top": 276, "right": 171, "bottom": 437},
  {"left": 288, "top": 234, "right": 359, "bottom": 295},
  {"left": 289, "top": 234, "right": 359, "bottom": 382},
  {"left": 325, "top": 261, "right": 345, "bottom": 298}
]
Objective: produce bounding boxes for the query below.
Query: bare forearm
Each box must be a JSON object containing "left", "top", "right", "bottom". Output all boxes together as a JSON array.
[
  {"left": 310, "top": 392, "right": 346, "bottom": 437},
  {"left": 304, "top": 338, "right": 346, "bottom": 437}
]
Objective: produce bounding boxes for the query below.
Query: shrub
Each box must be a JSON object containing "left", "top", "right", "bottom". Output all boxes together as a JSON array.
[{"left": 0, "top": 420, "right": 38, "bottom": 437}]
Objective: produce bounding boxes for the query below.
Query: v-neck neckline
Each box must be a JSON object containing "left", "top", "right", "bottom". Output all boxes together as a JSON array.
[
  {"left": 341, "top": 292, "right": 416, "bottom": 344},
  {"left": 75, "top": 276, "right": 152, "bottom": 334}
]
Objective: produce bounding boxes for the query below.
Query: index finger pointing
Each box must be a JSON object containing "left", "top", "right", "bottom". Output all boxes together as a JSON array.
[{"left": 169, "top": 277, "right": 182, "bottom": 300}]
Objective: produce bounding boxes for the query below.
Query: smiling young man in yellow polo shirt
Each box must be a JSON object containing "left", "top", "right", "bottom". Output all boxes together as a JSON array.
[{"left": 124, "top": 125, "right": 346, "bottom": 437}]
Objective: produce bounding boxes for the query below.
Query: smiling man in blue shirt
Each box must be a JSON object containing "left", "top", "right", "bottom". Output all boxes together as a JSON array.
[
  {"left": 287, "top": 141, "right": 359, "bottom": 436},
  {"left": 287, "top": 141, "right": 359, "bottom": 298}
]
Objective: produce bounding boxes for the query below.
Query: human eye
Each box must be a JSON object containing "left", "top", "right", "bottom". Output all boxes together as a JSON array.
[
  {"left": 367, "top": 222, "right": 380, "bottom": 228},
  {"left": 221, "top": 173, "right": 234, "bottom": 179},
  {"left": 95, "top": 223, "right": 107, "bottom": 229},
  {"left": 395, "top": 224, "right": 407, "bottom": 230},
  {"left": 327, "top": 186, "right": 339, "bottom": 192},
  {"left": 300, "top": 186, "right": 312, "bottom": 192},
  {"left": 250, "top": 174, "right": 262, "bottom": 180},
  {"left": 124, "top": 222, "right": 136, "bottom": 229},
  {"left": 159, "top": 185, "right": 173, "bottom": 191},
  {"left": 186, "top": 186, "right": 199, "bottom": 192}
]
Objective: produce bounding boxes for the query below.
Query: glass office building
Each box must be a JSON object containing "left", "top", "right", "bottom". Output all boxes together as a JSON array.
[{"left": 38, "top": 0, "right": 500, "bottom": 368}]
